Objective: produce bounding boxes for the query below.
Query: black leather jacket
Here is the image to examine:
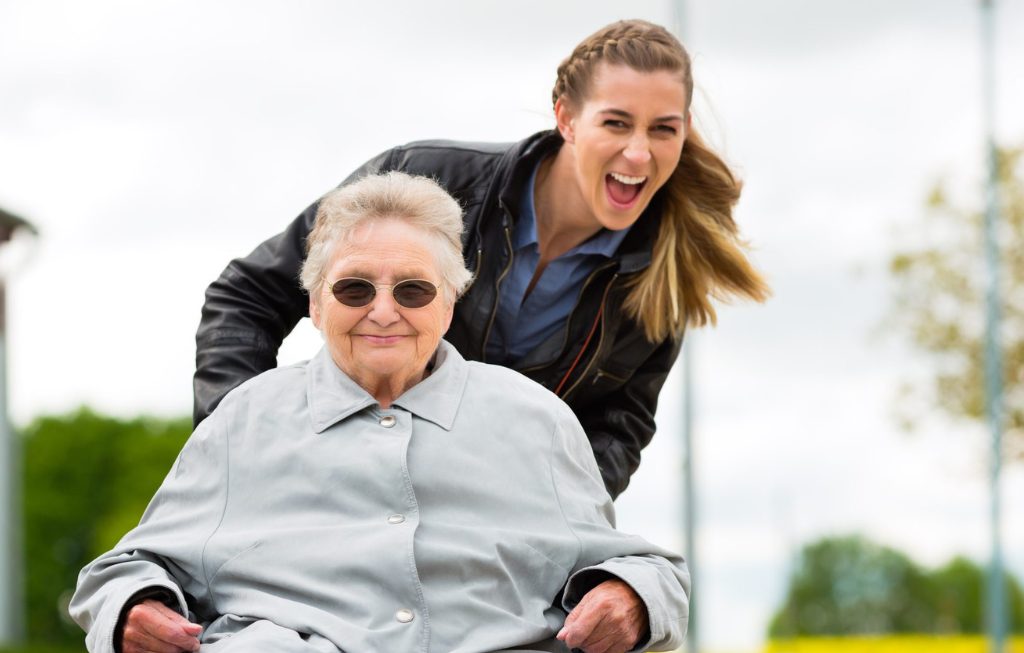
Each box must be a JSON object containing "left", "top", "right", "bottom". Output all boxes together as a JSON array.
[{"left": 195, "top": 130, "right": 682, "bottom": 498}]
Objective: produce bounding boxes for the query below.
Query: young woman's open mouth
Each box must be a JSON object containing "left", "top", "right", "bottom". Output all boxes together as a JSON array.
[{"left": 606, "top": 172, "right": 648, "bottom": 210}]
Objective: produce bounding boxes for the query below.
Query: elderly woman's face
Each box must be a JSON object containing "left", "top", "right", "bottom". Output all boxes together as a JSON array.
[{"left": 310, "top": 219, "right": 454, "bottom": 387}]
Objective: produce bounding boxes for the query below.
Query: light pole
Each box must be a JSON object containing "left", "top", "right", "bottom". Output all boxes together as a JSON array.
[
  {"left": 0, "top": 206, "right": 37, "bottom": 647},
  {"left": 979, "top": 2, "right": 1006, "bottom": 652},
  {"left": 671, "top": 3, "right": 697, "bottom": 652},
  {"left": 680, "top": 334, "right": 697, "bottom": 653}
]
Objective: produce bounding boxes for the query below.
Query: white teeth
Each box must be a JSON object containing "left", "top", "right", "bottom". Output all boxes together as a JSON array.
[{"left": 609, "top": 172, "right": 647, "bottom": 185}]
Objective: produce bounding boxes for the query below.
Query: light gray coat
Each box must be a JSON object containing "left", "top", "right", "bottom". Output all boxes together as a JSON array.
[{"left": 71, "top": 341, "right": 689, "bottom": 653}]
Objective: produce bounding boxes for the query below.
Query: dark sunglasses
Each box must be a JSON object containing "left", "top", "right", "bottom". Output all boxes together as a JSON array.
[{"left": 322, "top": 277, "right": 439, "bottom": 309}]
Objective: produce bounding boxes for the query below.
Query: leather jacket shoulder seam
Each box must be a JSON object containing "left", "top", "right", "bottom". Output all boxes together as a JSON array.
[{"left": 399, "top": 142, "right": 512, "bottom": 157}]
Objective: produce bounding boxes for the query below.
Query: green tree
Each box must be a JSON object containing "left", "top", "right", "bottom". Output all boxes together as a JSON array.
[
  {"left": 931, "top": 556, "right": 1024, "bottom": 633},
  {"left": 21, "top": 409, "right": 191, "bottom": 646},
  {"left": 768, "top": 536, "right": 1024, "bottom": 637},
  {"left": 887, "top": 145, "right": 1024, "bottom": 455},
  {"left": 932, "top": 557, "right": 984, "bottom": 632},
  {"left": 768, "top": 536, "right": 937, "bottom": 637}
]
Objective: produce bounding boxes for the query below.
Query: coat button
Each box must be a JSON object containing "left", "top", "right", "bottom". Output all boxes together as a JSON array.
[
  {"left": 379, "top": 415, "right": 396, "bottom": 428},
  {"left": 395, "top": 609, "right": 414, "bottom": 623},
  {"left": 387, "top": 514, "right": 405, "bottom": 524}
]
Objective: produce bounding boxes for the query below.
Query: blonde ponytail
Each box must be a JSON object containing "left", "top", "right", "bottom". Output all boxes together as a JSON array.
[{"left": 622, "top": 129, "right": 771, "bottom": 341}]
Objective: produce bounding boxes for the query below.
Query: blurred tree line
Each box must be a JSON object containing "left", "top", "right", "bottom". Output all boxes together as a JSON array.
[
  {"left": 20, "top": 409, "right": 191, "bottom": 647},
  {"left": 769, "top": 536, "right": 1024, "bottom": 637},
  {"left": 888, "top": 145, "right": 1024, "bottom": 456}
]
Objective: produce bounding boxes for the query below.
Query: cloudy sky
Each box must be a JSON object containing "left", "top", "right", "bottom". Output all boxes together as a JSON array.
[{"left": 2, "top": 0, "right": 1024, "bottom": 649}]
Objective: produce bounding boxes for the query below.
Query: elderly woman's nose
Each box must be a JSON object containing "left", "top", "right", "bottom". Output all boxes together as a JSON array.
[{"left": 366, "top": 291, "right": 402, "bottom": 325}]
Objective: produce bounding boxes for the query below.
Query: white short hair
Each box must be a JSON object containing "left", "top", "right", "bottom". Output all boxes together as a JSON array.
[{"left": 300, "top": 171, "right": 473, "bottom": 305}]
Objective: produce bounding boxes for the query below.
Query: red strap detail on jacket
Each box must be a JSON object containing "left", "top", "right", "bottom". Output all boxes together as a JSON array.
[{"left": 555, "top": 275, "right": 616, "bottom": 397}]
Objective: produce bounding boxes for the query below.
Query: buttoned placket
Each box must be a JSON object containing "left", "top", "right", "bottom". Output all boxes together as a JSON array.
[{"left": 374, "top": 407, "right": 430, "bottom": 644}]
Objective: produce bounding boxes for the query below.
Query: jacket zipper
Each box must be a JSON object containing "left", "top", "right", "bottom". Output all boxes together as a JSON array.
[
  {"left": 519, "top": 262, "right": 618, "bottom": 376},
  {"left": 560, "top": 273, "right": 618, "bottom": 401},
  {"left": 480, "top": 220, "right": 514, "bottom": 362},
  {"left": 592, "top": 369, "right": 628, "bottom": 385}
]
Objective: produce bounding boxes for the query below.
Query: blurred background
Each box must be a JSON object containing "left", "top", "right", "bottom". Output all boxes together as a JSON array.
[{"left": 1, "top": 0, "right": 1023, "bottom": 651}]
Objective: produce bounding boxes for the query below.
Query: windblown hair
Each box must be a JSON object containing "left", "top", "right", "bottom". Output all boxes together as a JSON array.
[
  {"left": 301, "top": 171, "right": 473, "bottom": 305},
  {"left": 553, "top": 19, "right": 771, "bottom": 341}
]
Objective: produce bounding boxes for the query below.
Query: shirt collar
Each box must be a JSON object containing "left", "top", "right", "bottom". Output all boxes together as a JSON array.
[
  {"left": 575, "top": 222, "right": 632, "bottom": 257},
  {"left": 512, "top": 155, "right": 633, "bottom": 258},
  {"left": 512, "top": 157, "right": 542, "bottom": 250},
  {"left": 307, "top": 339, "right": 469, "bottom": 433}
]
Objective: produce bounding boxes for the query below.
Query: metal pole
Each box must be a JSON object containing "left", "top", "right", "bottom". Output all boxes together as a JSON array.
[
  {"left": 980, "top": 1, "right": 1006, "bottom": 652},
  {"left": 672, "top": 3, "right": 696, "bottom": 651},
  {"left": 681, "top": 336, "right": 697, "bottom": 653},
  {"left": 0, "top": 210, "right": 34, "bottom": 647},
  {"left": 671, "top": 0, "right": 688, "bottom": 42},
  {"left": 0, "top": 277, "right": 25, "bottom": 646}
]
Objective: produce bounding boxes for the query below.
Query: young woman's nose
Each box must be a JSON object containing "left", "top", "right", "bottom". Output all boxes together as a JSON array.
[{"left": 622, "top": 132, "right": 652, "bottom": 166}]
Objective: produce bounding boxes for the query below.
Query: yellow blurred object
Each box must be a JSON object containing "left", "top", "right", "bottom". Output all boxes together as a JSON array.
[{"left": 763, "top": 635, "right": 1024, "bottom": 653}]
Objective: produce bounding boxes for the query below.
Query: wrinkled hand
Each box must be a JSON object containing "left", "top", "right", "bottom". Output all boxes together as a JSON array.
[
  {"left": 557, "top": 579, "right": 649, "bottom": 653},
  {"left": 122, "top": 599, "right": 202, "bottom": 653}
]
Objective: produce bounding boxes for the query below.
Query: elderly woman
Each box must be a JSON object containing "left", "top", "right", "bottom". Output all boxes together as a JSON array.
[{"left": 71, "top": 172, "right": 689, "bottom": 653}]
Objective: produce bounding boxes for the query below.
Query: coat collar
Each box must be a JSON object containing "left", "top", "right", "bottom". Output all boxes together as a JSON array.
[{"left": 307, "top": 339, "right": 469, "bottom": 433}]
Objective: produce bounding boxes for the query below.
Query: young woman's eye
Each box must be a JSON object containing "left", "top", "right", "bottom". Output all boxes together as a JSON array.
[
  {"left": 654, "top": 125, "right": 678, "bottom": 135},
  {"left": 604, "top": 120, "right": 628, "bottom": 129}
]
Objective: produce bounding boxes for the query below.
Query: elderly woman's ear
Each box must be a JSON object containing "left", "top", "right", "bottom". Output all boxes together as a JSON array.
[
  {"left": 309, "top": 290, "right": 323, "bottom": 330},
  {"left": 309, "top": 290, "right": 325, "bottom": 331},
  {"left": 441, "top": 289, "right": 455, "bottom": 331}
]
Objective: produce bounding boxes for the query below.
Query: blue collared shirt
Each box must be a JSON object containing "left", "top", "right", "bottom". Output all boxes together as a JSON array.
[{"left": 486, "top": 159, "right": 632, "bottom": 365}]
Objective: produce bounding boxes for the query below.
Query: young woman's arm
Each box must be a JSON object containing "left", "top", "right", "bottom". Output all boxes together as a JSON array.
[{"left": 573, "top": 334, "right": 682, "bottom": 498}]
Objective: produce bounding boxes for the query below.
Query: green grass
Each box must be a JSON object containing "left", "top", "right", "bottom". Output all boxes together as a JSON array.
[{"left": 0, "top": 645, "right": 85, "bottom": 653}]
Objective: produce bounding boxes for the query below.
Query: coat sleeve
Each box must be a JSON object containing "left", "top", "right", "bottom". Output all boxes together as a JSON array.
[
  {"left": 551, "top": 403, "right": 690, "bottom": 653},
  {"left": 193, "top": 149, "right": 394, "bottom": 427},
  {"left": 69, "top": 409, "right": 231, "bottom": 653},
  {"left": 575, "top": 332, "right": 683, "bottom": 499}
]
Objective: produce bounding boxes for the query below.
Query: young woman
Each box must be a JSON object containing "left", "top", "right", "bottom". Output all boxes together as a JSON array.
[{"left": 195, "top": 19, "right": 770, "bottom": 499}]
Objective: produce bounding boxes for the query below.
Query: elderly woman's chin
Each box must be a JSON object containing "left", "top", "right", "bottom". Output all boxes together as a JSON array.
[{"left": 341, "top": 337, "right": 430, "bottom": 380}]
